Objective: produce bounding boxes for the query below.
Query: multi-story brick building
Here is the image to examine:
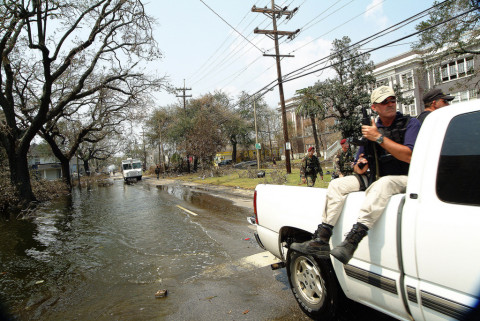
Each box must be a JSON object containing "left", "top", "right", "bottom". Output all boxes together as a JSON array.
[{"left": 280, "top": 97, "right": 340, "bottom": 160}]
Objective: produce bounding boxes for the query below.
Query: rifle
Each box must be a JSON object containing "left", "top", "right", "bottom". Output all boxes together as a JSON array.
[{"left": 354, "top": 106, "right": 379, "bottom": 186}]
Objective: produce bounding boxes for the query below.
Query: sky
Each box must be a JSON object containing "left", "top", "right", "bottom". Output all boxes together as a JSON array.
[{"left": 144, "top": 0, "right": 437, "bottom": 108}]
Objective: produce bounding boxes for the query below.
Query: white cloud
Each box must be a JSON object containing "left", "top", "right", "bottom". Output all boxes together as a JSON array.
[{"left": 365, "top": 0, "right": 388, "bottom": 29}]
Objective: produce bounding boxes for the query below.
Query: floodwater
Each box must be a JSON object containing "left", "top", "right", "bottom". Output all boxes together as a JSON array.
[{"left": 0, "top": 179, "right": 252, "bottom": 320}]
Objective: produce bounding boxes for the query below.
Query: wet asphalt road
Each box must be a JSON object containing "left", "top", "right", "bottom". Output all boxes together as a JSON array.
[{"left": 0, "top": 177, "right": 395, "bottom": 320}]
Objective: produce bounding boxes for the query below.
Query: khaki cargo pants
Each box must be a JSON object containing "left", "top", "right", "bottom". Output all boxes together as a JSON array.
[{"left": 322, "top": 175, "right": 408, "bottom": 229}]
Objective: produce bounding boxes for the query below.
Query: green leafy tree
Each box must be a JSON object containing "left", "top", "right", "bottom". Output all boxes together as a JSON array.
[
  {"left": 145, "top": 107, "right": 174, "bottom": 171},
  {"left": 414, "top": 0, "right": 480, "bottom": 56},
  {"left": 316, "top": 36, "right": 376, "bottom": 139},
  {"left": 164, "top": 92, "right": 233, "bottom": 171},
  {"left": 295, "top": 86, "right": 327, "bottom": 154},
  {"left": 414, "top": 0, "right": 480, "bottom": 90},
  {"left": 233, "top": 92, "right": 272, "bottom": 162}
]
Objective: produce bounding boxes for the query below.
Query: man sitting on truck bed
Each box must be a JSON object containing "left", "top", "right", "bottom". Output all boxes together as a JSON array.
[{"left": 291, "top": 86, "right": 421, "bottom": 264}]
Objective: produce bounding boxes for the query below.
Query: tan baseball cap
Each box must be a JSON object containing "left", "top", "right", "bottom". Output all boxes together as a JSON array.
[{"left": 371, "top": 86, "right": 396, "bottom": 104}]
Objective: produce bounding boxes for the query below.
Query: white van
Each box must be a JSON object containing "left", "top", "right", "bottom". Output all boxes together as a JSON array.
[{"left": 121, "top": 158, "right": 143, "bottom": 181}]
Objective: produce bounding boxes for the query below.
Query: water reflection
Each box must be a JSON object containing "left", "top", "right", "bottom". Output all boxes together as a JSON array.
[{"left": 0, "top": 180, "right": 247, "bottom": 320}]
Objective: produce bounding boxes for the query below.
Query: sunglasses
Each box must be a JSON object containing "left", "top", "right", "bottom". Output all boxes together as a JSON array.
[{"left": 378, "top": 97, "right": 396, "bottom": 105}]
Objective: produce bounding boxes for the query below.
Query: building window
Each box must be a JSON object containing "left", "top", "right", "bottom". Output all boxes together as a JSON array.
[
  {"left": 376, "top": 78, "right": 389, "bottom": 87},
  {"left": 437, "top": 57, "right": 475, "bottom": 83},
  {"left": 469, "top": 89, "right": 478, "bottom": 100},
  {"left": 450, "top": 89, "right": 478, "bottom": 104},
  {"left": 409, "top": 104, "right": 417, "bottom": 117},
  {"left": 466, "top": 57, "right": 474, "bottom": 75},
  {"left": 401, "top": 72, "right": 414, "bottom": 90},
  {"left": 403, "top": 104, "right": 416, "bottom": 117}
]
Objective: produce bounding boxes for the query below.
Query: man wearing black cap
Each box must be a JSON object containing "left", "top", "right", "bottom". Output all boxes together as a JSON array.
[
  {"left": 300, "top": 147, "right": 323, "bottom": 187},
  {"left": 417, "top": 89, "right": 454, "bottom": 124}
]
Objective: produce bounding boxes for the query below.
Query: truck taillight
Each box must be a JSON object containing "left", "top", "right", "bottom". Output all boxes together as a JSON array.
[{"left": 253, "top": 190, "right": 258, "bottom": 225}]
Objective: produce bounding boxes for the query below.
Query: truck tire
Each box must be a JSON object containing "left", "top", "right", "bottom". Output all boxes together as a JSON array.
[{"left": 287, "top": 250, "right": 342, "bottom": 320}]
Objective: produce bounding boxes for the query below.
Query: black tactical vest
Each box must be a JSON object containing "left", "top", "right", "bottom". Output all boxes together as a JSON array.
[{"left": 375, "top": 114, "right": 411, "bottom": 176}]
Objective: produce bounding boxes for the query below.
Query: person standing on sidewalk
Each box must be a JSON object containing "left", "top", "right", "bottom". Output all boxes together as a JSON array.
[{"left": 300, "top": 147, "right": 323, "bottom": 187}]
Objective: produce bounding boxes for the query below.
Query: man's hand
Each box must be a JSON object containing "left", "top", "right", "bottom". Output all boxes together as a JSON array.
[
  {"left": 354, "top": 153, "right": 369, "bottom": 175},
  {"left": 361, "top": 119, "right": 382, "bottom": 142}
]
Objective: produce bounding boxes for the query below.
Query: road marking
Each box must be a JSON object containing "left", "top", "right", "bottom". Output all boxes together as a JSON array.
[{"left": 176, "top": 205, "right": 198, "bottom": 216}]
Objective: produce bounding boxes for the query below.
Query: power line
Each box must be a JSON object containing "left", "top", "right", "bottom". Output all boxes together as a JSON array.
[
  {"left": 188, "top": 0, "right": 265, "bottom": 82},
  {"left": 199, "top": 0, "right": 294, "bottom": 76},
  {"left": 282, "top": 0, "right": 449, "bottom": 81},
  {"left": 189, "top": 6, "right": 271, "bottom": 86},
  {"left": 288, "top": 0, "right": 385, "bottom": 55},
  {"left": 199, "top": 0, "right": 265, "bottom": 53},
  {"left": 240, "top": 0, "right": 472, "bottom": 106}
]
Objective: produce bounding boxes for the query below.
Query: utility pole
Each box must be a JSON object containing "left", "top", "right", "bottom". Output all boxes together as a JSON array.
[
  {"left": 252, "top": 1, "right": 299, "bottom": 174},
  {"left": 142, "top": 130, "right": 147, "bottom": 171},
  {"left": 175, "top": 79, "right": 192, "bottom": 172},
  {"left": 253, "top": 97, "right": 260, "bottom": 170},
  {"left": 175, "top": 79, "right": 192, "bottom": 111}
]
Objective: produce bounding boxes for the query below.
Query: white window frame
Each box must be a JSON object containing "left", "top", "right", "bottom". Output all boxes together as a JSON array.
[
  {"left": 400, "top": 71, "right": 414, "bottom": 90},
  {"left": 437, "top": 56, "right": 475, "bottom": 84}
]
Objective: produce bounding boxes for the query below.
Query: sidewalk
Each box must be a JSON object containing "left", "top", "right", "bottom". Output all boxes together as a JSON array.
[{"left": 143, "top": 175, "right": 255, "bottom": 207}]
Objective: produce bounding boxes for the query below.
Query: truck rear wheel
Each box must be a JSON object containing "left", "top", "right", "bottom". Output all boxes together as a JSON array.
[{"left": 287, "top": 250, "right": 342, "bottom": 320}]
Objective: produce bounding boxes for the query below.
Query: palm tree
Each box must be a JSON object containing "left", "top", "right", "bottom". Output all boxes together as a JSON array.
[{"left": 295, "top": 86, "right": 326, "bottom": 157}]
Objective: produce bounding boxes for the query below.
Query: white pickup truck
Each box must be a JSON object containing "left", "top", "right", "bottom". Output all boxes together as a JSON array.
[{"left": 251, "top": 100, "right": 480, "bottom": 321}]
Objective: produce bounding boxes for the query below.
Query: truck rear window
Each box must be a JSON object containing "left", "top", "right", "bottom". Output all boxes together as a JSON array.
[{"left": 436, "top": 111, "right": 480, "bottom": 206}]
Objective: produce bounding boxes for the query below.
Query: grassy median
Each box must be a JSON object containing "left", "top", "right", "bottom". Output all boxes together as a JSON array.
[{"left": 167, "top": 161, "right": 334, "bottom": 190}]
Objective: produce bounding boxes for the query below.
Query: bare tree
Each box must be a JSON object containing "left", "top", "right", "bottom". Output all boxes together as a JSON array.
[
  {"left": 77, "top": 137, "right": 121, "bottom": 176},
  {"left": 0, "top": 1, "right": 166, "bottom": 206}
]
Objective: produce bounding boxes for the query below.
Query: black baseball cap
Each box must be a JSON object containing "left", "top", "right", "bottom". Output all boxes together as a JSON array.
[{"left": 423, "top": 89, "right": 454, "bottom": 105}]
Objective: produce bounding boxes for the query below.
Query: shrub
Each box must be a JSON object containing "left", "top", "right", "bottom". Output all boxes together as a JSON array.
[{"left": 269, "top": 168, "right": 287, "bottom": 185}]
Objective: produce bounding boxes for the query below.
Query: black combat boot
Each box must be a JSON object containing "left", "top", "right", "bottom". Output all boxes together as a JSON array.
[
  {"left": 330, "top": 223, "right": 368, "bottom": 264},
  {"left": 289, "top": 224, "right": 333, "bottom": 257}
]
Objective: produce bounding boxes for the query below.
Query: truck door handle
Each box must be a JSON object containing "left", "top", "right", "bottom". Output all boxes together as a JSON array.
[{"left": 409, "top": 193, "right": 418, "bottom": 199}]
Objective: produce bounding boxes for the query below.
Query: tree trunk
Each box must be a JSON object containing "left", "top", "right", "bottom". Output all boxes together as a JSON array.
[
  {"left": 42, "top": 132, "right": 73, "bottom": 190},
  {"left": 193, "top": 157, "right": 198, "bottom": 171},
  {"left": 310, "top": 114, "right": 321, "bottom": 159},
  {"left": 230, "top": 136, "right": 237, "bottom": 163},
  {"left": 83, "top": 159, "right": 90, "bottom": 176},
  {"left": 7, "top": 149, "right": 37, "bottom": 206},
  {"left": 60, "top": 160, "right": 72, "bottom": 188}
]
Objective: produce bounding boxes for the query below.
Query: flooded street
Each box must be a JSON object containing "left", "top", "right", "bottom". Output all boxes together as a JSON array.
[{"left": 0, "top": 179, "right": 310, "bottom": 321}]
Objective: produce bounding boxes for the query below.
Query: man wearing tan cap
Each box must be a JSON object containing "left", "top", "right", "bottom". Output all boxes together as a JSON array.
[{"left": 291, "top": 86, "right": 421, "bottom": 264}]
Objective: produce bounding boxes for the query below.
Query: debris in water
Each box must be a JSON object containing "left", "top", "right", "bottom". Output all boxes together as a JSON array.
[
  {"left": 244, "top": 238, "right": 250, "bottom": 241},
  {"left": 35, "top": 280, "right": 44, "bottom": 285},
  {"left": 243, "top": 309, "right": 250, "bottom": 314},
  {"left": 155, "top": 289, "right": 168, "bottom": 298}
]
